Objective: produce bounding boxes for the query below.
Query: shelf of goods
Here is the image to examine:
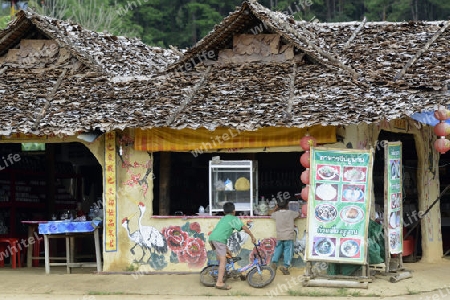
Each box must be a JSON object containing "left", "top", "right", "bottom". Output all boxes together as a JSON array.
[
  {"left": 209, "top": 160, "right": 258, "bottom": 216},
  {"left": 0, "top": 169, "right": 80, "bottom": 236}
]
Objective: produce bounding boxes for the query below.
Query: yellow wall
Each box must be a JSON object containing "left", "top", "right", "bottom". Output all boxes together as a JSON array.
[
  {"left": 10, "top": 120, "right": 440, "bottom": 271},
  {"left": 114, "top": 216, "right": 307, "bottom": 272}
]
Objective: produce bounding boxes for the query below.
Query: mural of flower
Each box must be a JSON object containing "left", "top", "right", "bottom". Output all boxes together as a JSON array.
[
  {"left": 249, "top": 246, "right": 268, "bottom": 264},
  {"left": 189, "top": 222, "right": 201, "bottom": 233},
  {"left": 162, "top": 225, "right": 189, "bottom": 252},
  {"left": 249, "top": 237, "right": 277, "bottom": 264},
  {"left": 260, "top": 237, "right": 277, "bottom": 256},
  {"left": 177, "top": 237, "right": 207, "bottom": 268}
]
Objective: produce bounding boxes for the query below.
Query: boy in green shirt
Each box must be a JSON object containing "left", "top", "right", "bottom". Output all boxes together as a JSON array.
[{"left": 209, "top": 202, "right": 256, "bottom": 290}]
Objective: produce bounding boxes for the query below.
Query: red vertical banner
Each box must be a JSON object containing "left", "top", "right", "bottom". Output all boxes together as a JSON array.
[{"left": 105, "top": 131, "right": 117, "bottom": 252}]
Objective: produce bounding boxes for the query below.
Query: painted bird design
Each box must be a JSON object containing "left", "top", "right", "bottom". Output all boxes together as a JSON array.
[
  {"left": 121, "top": 217, "right": 146, "bottom": 262},
  {"left": 227, "top": 221, "right": 253, "bottom": 254},
  {"left": 138, "top": 202, "right": 168, "bottom": 255},
  {"left": 294, "top": 227, "right": 307, "bottom": 257}
]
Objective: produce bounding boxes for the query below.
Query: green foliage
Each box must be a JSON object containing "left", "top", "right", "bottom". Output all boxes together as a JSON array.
[
  {"left": 10, "top": 0, "right": 450, "bottom": 46},
  {"left": 0, "top": 15, "right": 11, "bottom": 30},
  {"left": 27, "top": 0, "right": 140, "bottom": 37}
]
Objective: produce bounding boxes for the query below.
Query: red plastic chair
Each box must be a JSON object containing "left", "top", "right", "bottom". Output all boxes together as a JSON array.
[
  {"left": 32, "top": 235, "right": 43, "bottom": 267},
  {"left": 0, "top": 238, "right": 22, "bottom": 268}
]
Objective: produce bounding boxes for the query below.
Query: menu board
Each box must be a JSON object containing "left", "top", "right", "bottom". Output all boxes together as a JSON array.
[
  {"left": 305, "top": 147, "right": 373, "bottom": 264},
  {"left": 385, "top": 141, "right": 403, "bottom": 254}
]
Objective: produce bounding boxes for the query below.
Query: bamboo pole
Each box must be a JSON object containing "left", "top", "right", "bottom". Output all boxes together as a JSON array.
[
  {"left": 166, "top": 66, "right": 212, "bottom": 126},
  {"left": 389, "top": 271, "right": 413, "bottom": 283},
  {"left": 394, "top": 20, "right": 450, "bottom": 81},
  {"left": 343, "top": 17, "right": 367, "bottom": 49},
  {"left": 303, "top": 279, "right": 369, "bottom": 289},
  {"left": 33, "top": 69, "right": 67, "bottom": 131}
]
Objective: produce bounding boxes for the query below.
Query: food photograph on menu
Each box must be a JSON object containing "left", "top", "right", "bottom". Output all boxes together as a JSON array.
[
  {"left": 312, "top": 236, "right": 336, "bottom": 257},
  {"left": 342, "top": 184, "right": 365, "bottom": 202},
  {"left": 339, "top": 238, "right": 361, "bottom": 258},
  {"left": 315, "top": 183, "right": 338, "bottom": 201},
  {"left": 316, "top": 164, "right": 341, "bottom": 181},
  {"left": 342, "top": 166, "right": 367, "bottom": 182}
]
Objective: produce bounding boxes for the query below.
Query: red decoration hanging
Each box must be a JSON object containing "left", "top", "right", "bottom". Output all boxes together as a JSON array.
[
  {"left": 434, "top": 138, "right": 450, "bottom": 154},
  {"left": 301, "top": 185, "right": 309, "bottom": 201},
  {"left": 300, "top": 151, "right": 310, "bottom": 168},
  {"left": 300, "top": 169, "right": 310, "bottom": 184},
  {"left": 300, "top": 134, "right": 317, "bottom": 151},
  {"left": 434, "top": 122, "right": 450, "bottom": 137},
  {"left": 434, "top": 108, "right": 450, "bottom": 121},
  {"left": 301, "top": 203, "right": 307, "bottom": 217}
]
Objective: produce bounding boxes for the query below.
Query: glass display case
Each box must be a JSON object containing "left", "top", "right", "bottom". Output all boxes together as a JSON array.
[{"left": 209, "top": 159, "right": 258, "bottom": 216}]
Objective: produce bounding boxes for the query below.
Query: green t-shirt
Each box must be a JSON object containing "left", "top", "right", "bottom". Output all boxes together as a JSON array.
[{"left": 209, "top": 214, "right": 244, "bottom": 244}]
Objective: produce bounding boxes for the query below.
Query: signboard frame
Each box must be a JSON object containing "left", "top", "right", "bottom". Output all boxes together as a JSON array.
[
  {"left": 383, "top": 141, "right": 403, "bottom": 272},
  {"left": 304, "top": 146, "right": 374, "bottom": 279}
]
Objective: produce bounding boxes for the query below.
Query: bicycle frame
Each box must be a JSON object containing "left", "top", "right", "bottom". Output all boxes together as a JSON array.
[{"left": 208, "top": 243, "right": 267, "bottom": 275}]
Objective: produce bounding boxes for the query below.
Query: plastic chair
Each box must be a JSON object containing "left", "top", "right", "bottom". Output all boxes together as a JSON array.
[
  {"left": 0, "top": 238, "right": 22, "bottom": 268},
  {"left": 32, "top": 234, "right": 43, "bottom": 267}
]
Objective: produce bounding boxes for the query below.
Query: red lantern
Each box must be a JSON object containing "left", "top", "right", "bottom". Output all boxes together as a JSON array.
[
  {"left": 434, "top": 138, "right": 450, "bottom": 154},
  {"left": 434, "top": 109, "right": 450, "bottom": 121},
  {"left": 301, "top": 185, "right": 309, "bottom": 201},
  {"left": 434, "top": 122, "right": 450, "bottom": 137},
  {"left": 300, "top": 134, "right": 317, "bottom": 151},
  {"left": 301, "top": 203, "right": 307, "bottom": 217},
  {"left": 300, "top": 151, "right": 310, "bottom": 168},
  {"left": 300, "top": 169, "right": 310, "bottom": 184}
]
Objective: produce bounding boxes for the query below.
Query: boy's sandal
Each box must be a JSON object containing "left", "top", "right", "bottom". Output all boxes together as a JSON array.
[{"left": 215, "top": 284, "right": 232, "bottom": 290}]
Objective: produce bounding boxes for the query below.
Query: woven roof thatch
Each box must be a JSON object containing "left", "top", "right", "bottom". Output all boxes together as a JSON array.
[{"left": 0, "top": 2, "right": 449, "bottom": 136}]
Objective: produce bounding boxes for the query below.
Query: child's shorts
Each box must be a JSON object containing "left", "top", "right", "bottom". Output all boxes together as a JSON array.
[{"left": 209, "top": 241, "right": 227, "bottom": 257}]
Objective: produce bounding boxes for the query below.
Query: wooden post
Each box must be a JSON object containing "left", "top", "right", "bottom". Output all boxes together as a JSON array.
[
  {"left": 389, "top": 271, "right": 413, "bottom": 283},
  {"left": 46, "top": 143, "right": 56, "bottom": 217},
  {"left": 159, "top": 152, "right": 171, "bottom": 215}
]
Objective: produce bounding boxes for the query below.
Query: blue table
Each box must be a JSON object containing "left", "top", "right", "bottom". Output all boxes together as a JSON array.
[{"left": 38, "top": 220, "right": 102, "bottom": 274}]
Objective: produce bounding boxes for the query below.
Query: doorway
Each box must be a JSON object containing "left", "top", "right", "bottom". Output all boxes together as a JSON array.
[
  {"left": 0, "top": 142, "right": 103, "bottom": 265},
  {"left": 373, "top": 130, "right": 420, "bottom": 261},
  {"left": 438, "top": 151, "right": 450, "bottom": 257}
]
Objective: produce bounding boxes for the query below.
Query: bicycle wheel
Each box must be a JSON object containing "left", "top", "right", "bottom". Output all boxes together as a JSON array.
[
  {"left": 247, "top": 265, "right": 275, "bottom": 288},
  {"left": 200, "top": 266, "right": 218, "bottom": 287}
]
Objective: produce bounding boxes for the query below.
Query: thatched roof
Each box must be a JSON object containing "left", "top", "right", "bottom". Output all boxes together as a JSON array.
[
  {"left": 0, "top": 2, "right": 449, "bottom": 136},
  {"left": 171, "top": 1, "right": 450, "bottom": 91},
  {"left": 0, "top": 10, "right": 179, "bottom": 77}
]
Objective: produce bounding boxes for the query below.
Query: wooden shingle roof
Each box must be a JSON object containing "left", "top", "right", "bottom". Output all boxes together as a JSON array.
[{"left": 0, "top": 3, "right": 449, "bottom": 136}]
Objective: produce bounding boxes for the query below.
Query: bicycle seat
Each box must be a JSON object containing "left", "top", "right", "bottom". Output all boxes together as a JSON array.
[{"left": 227, "top": 257, "right": 242, "bottom": 263}]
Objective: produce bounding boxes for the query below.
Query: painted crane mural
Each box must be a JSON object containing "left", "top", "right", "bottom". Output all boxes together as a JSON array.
[
  {"left": 137, "top": 202, "right": 168, "bottom": 255},
  {"left": 121, "top": 215, "right": 145, "bottom": 261}
]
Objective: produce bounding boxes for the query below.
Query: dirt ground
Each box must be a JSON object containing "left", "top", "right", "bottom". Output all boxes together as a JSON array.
[{"left": 0, "top": 258, "right": 449, "bottom": 300}]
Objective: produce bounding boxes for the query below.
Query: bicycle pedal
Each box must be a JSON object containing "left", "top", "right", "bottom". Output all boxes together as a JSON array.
[
  {"left": 240, "top": 274, "right": 246, "bottom": 281},
  {"left": 227, "top": 257, "right": 242, "bottom": 263}
]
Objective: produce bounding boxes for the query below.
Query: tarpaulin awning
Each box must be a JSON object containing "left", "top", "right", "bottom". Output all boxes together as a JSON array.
[
  {"left": 411, "top": 106, "right": 450, "bottom": 126},
  {"left": 134, "top": 126, "right": 336, "bottom": 152}
]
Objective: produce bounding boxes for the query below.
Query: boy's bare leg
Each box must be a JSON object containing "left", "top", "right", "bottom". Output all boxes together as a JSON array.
[{"left": 216, "top": 255, "right": 230, "bottom": 288}]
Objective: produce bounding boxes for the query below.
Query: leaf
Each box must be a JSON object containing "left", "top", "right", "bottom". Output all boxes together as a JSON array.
[
  {"left": 181, "top": 222, "right": 190, "bottom": 233},
  {"left": 148, "top": 252, "right": 167, "bottom": 270},
  {"left": 194, "top": 232, "right": 205, "bottom": 241},
  {"left": 169, "top": 251, "right": 179, "bottom": 263}
]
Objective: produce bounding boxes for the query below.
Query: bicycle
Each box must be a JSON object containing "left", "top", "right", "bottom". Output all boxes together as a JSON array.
[{"left": 200, "top": 242, "right": 275, "bottom": 288}]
